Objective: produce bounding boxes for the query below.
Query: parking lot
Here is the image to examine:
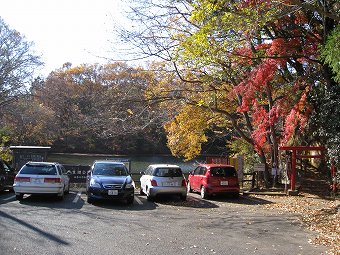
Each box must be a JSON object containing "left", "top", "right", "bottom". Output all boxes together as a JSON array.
[{"left": 0, "top": 190, "right": 326, "bottom": 255}]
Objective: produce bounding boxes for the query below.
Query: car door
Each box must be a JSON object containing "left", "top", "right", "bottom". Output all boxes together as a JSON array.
[
  {"left": 0, "top": 160, "right": 15, "bottom": 190},
  {"left": 198, "top": 167, "right": 208, "bottom": 187},
  {"left": 0, "top": 162, "right": 5, "bottom": 191},
  {"left": 190, "top": 167, "right": 202, "bottom": 190},
  {"left": 3, "top": 161, "right": 15, "bottom": 187}
]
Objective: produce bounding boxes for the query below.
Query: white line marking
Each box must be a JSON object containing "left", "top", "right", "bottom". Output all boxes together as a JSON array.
[
  {"left": 134, "top": 196, "right": 143, "bottom": 205},
  {"left": 72, "top": 191, "right": 82, "bottom": 203},
  {"left": 3, "top": 195, "right": 15, "bottom": 201}
]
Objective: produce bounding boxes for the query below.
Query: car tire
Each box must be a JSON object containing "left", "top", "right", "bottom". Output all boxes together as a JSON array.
[
  {"left": 57, "top": 191, "right": 64, "bottom": 201},
  {"left": 232, "top": 192, "right": 239, "bottom": 198},
  {"left": 139, "top": 187, "right": 145, "bottom": 195},
  {"left": 146, "top": 187, "right": 153, "bottom": 201},
  {"left": 180, "top": 194, "right": 187, "bottom": 201},
  {"left": 200, "top": 186, "right": 208, "bottom": 199},
  {"left": 64, "top": 184, "right": 70, "bottom": 195},
  {"left": 187, "top": 181, "right": 192, "bottom": 193},
  {"left": 87, "top": 196, "right": 93, "bottom": 204},
  {"left": 126, "top": 196, "right": 134, "bottom": 205},
  {"left": 16, "top": 194, "right": 23, "bottom": 200}
]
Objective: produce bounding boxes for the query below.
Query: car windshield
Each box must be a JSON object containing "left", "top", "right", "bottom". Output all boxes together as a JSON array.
[
  {"left": 93, "top": 163, "right": 128, "bottom": 176},
  {"left": 154, "top": 168, "right": 182, "bottom": 177},
  {"left": 20, "top": 164, "right": 57, "bottom": 175},
  {"left": 210, "top": 167, "right": 237, "bottom": 177}
]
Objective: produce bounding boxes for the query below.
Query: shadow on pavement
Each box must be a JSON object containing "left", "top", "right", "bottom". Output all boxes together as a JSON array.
[
  {"left": 18, "top": 191, "right": 85, "bottom": 209},
  {"left": 0, "top": 210, "right": 69, "bottom": 245},
  {"left": 133, "top": 193, "right": 273, "bottom": 208},
  {"left": 0, "top": 190, "right": 15, "bottom": 205},
  {"left": 85, "top": 195, "right": 158, "bottom": 211},
  {"left": 210, "top": 194, "right": 274, "bottom": 205},
  {"left": 147, "top": 194, "right": 219, "bottom": 208}
]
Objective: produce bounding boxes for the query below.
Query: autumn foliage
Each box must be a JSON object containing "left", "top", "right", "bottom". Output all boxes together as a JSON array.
[{"left": 127, "top": 0, "right": 339, "bottom": 173}]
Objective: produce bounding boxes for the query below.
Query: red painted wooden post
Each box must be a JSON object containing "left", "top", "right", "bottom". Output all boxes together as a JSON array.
[
  {"left": 291, "top": 150, "right": 297, "bottom": 191},
  {"left": 279, "top": 146, "right": 327, "bottom": 195}
]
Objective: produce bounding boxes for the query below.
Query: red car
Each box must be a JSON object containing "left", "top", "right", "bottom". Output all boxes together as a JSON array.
[{"left": 187, "top": 164, "right": 240, "bottom": 199}]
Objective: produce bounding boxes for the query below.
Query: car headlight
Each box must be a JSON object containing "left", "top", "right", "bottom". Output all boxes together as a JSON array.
[
  {"left": 90, "top": 179, "right": 101, "bottom": 188},
  {"left": 125, "top": 181, "right": 135, "bottom": 189}
]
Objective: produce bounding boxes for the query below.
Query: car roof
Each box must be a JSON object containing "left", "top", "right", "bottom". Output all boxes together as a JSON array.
[
  {"left": 93, "top": 160, "right": 125, "bottom": 165},
  {"left": 148, "top": 164, "right": 180, "bottom": 168},
  {"left": 199, "top": 163, "right": 236, "bottom": 168},
  {"left": 26, "top": 161, "right": 59, "bottom": 166}
]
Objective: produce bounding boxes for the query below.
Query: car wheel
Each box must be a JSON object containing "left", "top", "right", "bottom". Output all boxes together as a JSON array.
[
  {"left": 232, "top": 192, "right": 239, "bottom": 198},
  {"left": 57, "top": 191, "right": 64, "bottom": 201},
  {"left": 146, "top": 187, "right": 153, "bottom": 201},
  {"left": 87, "top": 196, "right": 93, "bottom": 204},
  {"left": 139, "top": 187, "right": 145, "bottom": 195},
  {"left": 64, "top": 183, "right": 70, "bottom": 195},
  {"left": 200, "top": 186, "right": 208, "bottom": 199},
  {"left": 126, "top": 196, "right": 134, "bottom": 205},
  {"left": 16, "top": 194, "right": 23, "bottom": 200},
  {"left": 180, "top": 194, "right": 187, "bottom": 201},
  {"left": 187, "top": 181, "right": 192, "bottom": 193}
]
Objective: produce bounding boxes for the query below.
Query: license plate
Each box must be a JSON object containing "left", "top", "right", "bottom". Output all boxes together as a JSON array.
[
  {"left": 163, "top": 182, "right": 176, "bottom": 186},
  {"left": 220, "top": 181, "right": 228, "bottom": 186},
  {"left": 108, "top": 190, "right": 118, "bottom": 195},
  {"left": 31, "top": 178, "right": 43, "bottom": 184}
]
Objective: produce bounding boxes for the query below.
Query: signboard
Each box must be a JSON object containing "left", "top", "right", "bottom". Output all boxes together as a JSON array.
[
  {"left": 254, "top": 163, "right": 265, "bottom": 172},
  {"left": 10, "top": 146, "right": 51, "bottom": 171},
  {"left": 64, "top": 158, "right": 131, "bottom": 183},
  {"left": 64, "top": 165, "right": 90, "bottom": 183},
  {"left": 206, "top": 156, "right": 228, "bottom": 164}
]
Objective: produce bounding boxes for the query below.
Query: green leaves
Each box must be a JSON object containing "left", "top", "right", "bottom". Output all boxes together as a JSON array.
[{"left": 319, "top": 25, "right": 340, "bottom": 82}]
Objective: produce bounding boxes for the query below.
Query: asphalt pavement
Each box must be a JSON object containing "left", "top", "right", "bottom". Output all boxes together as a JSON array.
[{"left": 0, "top": 190, "right": 326, "bottom": 255}]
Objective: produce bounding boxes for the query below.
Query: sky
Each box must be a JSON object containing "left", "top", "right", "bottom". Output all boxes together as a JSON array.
[{"left": 0, "top": 0, "right": 131, "bottom": 76}]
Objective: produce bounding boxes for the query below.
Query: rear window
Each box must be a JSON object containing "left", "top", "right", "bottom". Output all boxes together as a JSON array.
[
  {"left": 210, "top": 167, "right": 237, "bottom": 177},
  {"left": 153, "top": 168, "right": 182, "bottom": 177},
  {"left": 93, "top": 163, "right": 128, "bottom": 176},
  {"left": 20, "top": 164, "right": 57, "bottom": 175}
]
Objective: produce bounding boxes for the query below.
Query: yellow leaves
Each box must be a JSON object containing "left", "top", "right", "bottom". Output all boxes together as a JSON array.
[
  {"left": 196, "top": 99, "right": 205, "bottom": 106},
  {"left": 66, "top": 66, "right": 86, "bottom": 75},
  {"left": 164, "top": 105, "right": 211, "bottom": 160}
]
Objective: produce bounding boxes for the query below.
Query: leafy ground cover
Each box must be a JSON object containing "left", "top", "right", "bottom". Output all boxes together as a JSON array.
[{"left": 255, "top": 193, "right": 339, "bottom": 255}]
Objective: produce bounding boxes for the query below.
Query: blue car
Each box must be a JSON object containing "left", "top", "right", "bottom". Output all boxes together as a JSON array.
[{"left": 86, "top": 161, "right": 135, "bottom": 204}]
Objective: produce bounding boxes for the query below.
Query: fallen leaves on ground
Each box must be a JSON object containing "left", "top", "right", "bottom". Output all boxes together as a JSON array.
[{"left": 256, "top": 193, "right": 339, "bottom": 255}]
